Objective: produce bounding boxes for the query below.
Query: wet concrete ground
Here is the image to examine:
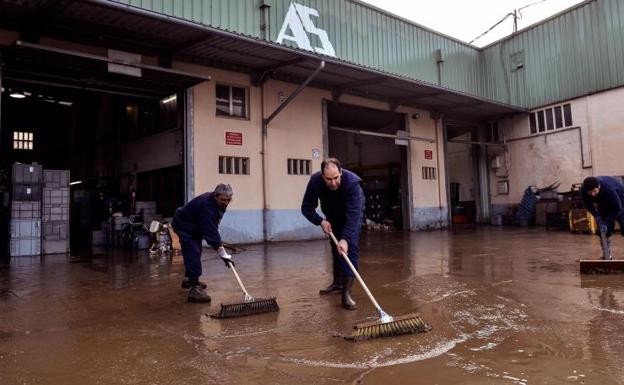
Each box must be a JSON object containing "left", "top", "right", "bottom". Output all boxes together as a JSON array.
[{"left": 2, "top": 227, "right": 624, "bottom": 385}]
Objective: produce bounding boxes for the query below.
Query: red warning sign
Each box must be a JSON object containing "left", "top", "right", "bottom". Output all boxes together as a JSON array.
[
  {"left": 225, "top": 131, "right": 243, "bottom": 146},
  {"left": 424, "top": 150, "right": 433, "bottom": 160}
]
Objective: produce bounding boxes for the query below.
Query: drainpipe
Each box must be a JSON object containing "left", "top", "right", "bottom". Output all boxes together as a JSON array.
[
  {"left": 261, "top": 61, "right": 325, "bottom": 241},
  {"left": 434, "top": 113, "right": 447, "bottom": 228},
  {"left": 260, "top": 2, "right": 271, "bottom": 40}
]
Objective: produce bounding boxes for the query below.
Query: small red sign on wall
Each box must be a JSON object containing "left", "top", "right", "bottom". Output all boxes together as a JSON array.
[
  {"left": 424, "top": 150, "right": 433, "bottom": 160},
  {"left": 225, "top": 131, "right": 243, "bottom": 146}
]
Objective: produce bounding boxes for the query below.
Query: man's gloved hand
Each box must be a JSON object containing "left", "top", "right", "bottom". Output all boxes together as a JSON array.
[{"left": 217, "top": 246, "right": 234, "bottom": 268}]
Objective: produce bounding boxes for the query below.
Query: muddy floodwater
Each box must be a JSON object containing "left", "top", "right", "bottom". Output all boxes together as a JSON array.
[{"left": 2, "top": 227, "right": 624, "bottom": 384}]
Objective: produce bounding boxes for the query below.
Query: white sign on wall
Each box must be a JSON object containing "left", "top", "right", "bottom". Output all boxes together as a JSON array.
[{"left": 276, "top": 2, "right": 336, "bottom": 57}]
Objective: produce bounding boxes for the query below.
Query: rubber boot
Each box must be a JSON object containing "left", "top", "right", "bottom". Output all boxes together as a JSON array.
[
  {"left": 319, "top": 269, "right": 343, "bottom": 295},
  {"left": 341, "top": 276, "right": 357, "bottom": 310},
  {"left": 188, "top": 285, "right": 211, "bottom": 303}
]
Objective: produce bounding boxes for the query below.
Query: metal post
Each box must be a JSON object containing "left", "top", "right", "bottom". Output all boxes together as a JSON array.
[
  {"left": 184, "top": 88, "right": 194, "bottom": 202},
  {"left": 261, "top": 61, "right": 325, "bottom": 241}
]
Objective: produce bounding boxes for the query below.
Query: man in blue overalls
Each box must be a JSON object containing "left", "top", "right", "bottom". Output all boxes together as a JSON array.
[
  {"left": 301, "top": 158, "right": 364, "bottom": 310},
  {"left": 172, "top": 184, "right": 234, "bottom": 303},
  {"left": 581, "top": 176, "right": 624, "bottom": 260}
]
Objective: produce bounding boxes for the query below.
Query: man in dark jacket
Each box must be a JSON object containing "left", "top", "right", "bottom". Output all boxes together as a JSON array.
[
  {"left": 581, "top": 176, "right": 624, "bottom": 259},
  {"left": 301, "top": 158, "right": 364, "bottom": 310},
  {"left": 172, "top": 183, "right": 234, "bottom": 303}
]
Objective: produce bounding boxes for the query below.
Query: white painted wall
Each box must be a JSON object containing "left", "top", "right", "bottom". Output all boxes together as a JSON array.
[{"left": 492, "top": 86, "right": 624, "bottom": 206}]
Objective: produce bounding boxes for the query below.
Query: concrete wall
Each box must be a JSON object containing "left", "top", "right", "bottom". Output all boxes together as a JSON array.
[
  {"left": 490, "top": 86, "right": 624, "bottom": 214},
  {"left": 179, "top": 63, "right": 449, "bottom": 242}
]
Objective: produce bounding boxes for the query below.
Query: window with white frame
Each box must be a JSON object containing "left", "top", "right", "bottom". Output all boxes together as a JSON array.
[
  {"left": 13, "top": 131, "right": 34, "bottom": 150},
  {"left": 529, "top": 103, "right": 573, "bottom": 134},
  {"left": 216, "top": 84, "right": 248, "bottom": 118},
  {"left": 219, "top": 156, "right": 249, "bottom": 175}
]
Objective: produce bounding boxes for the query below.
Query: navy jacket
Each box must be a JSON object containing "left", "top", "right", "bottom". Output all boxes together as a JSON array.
[
  {"left": 581, "top": 176, "right": 624, "bottom": 223},
  {"left": 301, "top": 169, "right": 364, "bottom": 245},
  {"left": 173, "top": 192, "right": 225, "bottom": 249}
]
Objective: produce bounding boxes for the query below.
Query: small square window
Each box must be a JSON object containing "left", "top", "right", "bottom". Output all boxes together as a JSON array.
[{"left": 216, "top": 84, "right": 248, "bottom": 118}]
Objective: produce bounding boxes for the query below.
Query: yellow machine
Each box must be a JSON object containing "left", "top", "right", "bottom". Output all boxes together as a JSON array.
[{"left": 569, "top": 209, "right": 597, "bottom": 234}]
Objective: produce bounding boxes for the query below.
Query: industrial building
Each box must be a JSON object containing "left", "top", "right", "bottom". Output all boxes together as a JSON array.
[{"left": 0, "top": 0, "right": 622, "bottom": 250}]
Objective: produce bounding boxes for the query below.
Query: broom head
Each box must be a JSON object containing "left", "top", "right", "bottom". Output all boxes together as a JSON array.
[
  {"left": 580, "top": 260, "right": 624, "bottom": 274},
  {"left": 210, "top": 297, "right": 279, "bottom": 319},
  {"left": 346, "top": 313, "right": 431, "bottom": 341}
]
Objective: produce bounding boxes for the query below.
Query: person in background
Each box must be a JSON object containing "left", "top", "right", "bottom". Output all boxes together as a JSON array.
[{"left": 172, "top": 183, "right": 235, "bottom": 302}]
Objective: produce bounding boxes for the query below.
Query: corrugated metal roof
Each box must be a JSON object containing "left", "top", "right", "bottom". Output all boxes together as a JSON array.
[
  {"left": 482, "top": 0, "right": 624, "bottom": 108},
  {"left": 0, "top": 0, "right": 524, "bottom": 121}
]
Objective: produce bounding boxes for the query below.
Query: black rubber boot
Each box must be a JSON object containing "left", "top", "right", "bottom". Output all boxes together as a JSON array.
[
  {"left": 319, "top": 270, "right": 343, "bottom": 295},
  {"left": 187, "top": 285, "right": 211, "bottom": 303},
  {"left": 181, "top": 277, "right": 207, "bottom": 289},
  {"left": 341, "top": 276, "right": 357, "bottom": 310}
]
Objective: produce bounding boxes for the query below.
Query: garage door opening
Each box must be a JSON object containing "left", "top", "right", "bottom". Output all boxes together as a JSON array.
[
  {"left": 326, "top": 101, "right": 410, "bottom": 231},
  {"left": 1, "top": 81, "right": 185, "bottom": 254}
]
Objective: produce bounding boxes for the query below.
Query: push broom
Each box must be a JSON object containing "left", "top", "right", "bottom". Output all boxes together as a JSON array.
[
  {"left": 329, "top": 233, "right": 430, "bottom": 341},
  {"left": 210, "top": 260, "right": 279, "bottom": 318},
  {"left": 580, "top": 218, "right": 624, "bottom": 274}
]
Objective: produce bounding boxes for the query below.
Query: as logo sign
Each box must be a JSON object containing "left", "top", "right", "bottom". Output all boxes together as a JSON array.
[{"left": 276, "top": 2, "right": 336, "bottom": 57}]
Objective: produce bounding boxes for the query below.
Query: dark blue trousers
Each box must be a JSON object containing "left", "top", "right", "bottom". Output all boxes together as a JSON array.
[
  {"left": 329, "top": 226, "right": 360, "bottom": 278},
  {"left": 601, "top": 210, "right": 624, "bottom": 237},
  {"left": 174, "top": 230, "right": 203, "bottom": 281}
]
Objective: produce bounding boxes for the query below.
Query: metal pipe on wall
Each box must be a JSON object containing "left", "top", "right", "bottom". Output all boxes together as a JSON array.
[{"left": 261, "top": 61, "right": 325, "bottom": 241}]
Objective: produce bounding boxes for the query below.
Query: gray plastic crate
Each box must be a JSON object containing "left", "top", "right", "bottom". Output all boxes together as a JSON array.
[
  {"left": 42, "top": 206, "right": 69, "bottom": 222},
  {"left": 42, "top": 239, "right": 70, "bottom": 254},
  {"left": 10, "top": 237, "right": 41, "bottom": 256},
  {"left": 12, "top": 163, "right": 42, "bottom": 184},
  {"left": 10, "top": 219, "right": 41, "bottom": 238},
  {"left": 43, "top": 188, "right": 70, "bottom": 206},
  {"left": 12, "top": 184, "right": 42, "bottom": 201},
  {"left": 10, "top": 201, "right": 41, "bottom": 219},
  {"left": 43, "top": 169, "right": 71, "bottom": 188},
  {"left": 42, "top": 221, "right": 69, "bottom": 240}
]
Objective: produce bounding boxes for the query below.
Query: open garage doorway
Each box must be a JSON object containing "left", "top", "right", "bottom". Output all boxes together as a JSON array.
[
  {"left": 326, "top": 101, "right": 410, "bottom": 231},
  {"left": 0, "top": 42, "right": 206, "bottom": 256},
  {"left": 445, "top": 123, "right": 493, "bottom": 225},
  {"left": 0, "top": 82, "right": 185, "bottom": 253}
]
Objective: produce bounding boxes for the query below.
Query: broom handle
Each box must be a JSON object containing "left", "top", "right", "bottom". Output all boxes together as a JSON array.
[
  {"left": 329, "top": 232, "right": 385, "bottom": 314},
  {"left": 228, "top": 262, "right": 252, "bottom": 300}
]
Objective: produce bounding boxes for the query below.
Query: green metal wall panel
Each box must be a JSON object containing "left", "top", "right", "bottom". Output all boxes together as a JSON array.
[
  {"left": 482, "top": 0, "right": 624, "bottom": 108},
  {"left": 116, "top": 0, "right": 484, "bottom": 96},
  {"left": 115, "top": 0, "right": 624, "bottom": 110}
]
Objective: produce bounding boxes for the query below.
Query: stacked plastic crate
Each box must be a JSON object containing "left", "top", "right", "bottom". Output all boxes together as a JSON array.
[
  {"left": 42, "top": 169, "right": 70, "bottom": 254},
  {"left": 9, "top": 163, "right": 42, "bottom": 256}
]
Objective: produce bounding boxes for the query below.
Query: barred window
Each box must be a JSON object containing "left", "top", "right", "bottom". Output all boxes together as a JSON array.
[
  {"left": 216, "top": 84, "right": 248, "bottom": 118},
  {"left": 287, "top": 159, "right": 311, "bottom": 175},
  {"left": 422, "top": 167, "right": 436, "bottom": 180},
  {"left": 219, "top": 156, "right": 249, "bottom": 175},
  {"left": 529, "top": 103, "right": 573, "bottom": 135},
  {"left": 13, "top": 131, "right": 34, "bottom": 150}
]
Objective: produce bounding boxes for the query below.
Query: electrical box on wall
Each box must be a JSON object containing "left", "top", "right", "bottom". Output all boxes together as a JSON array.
[
  {"left": 497, "top": 180, "right": 509, "bottom": 195},
  {"left": 491, "top": 155, "right": 501, "bottom": 169}
]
